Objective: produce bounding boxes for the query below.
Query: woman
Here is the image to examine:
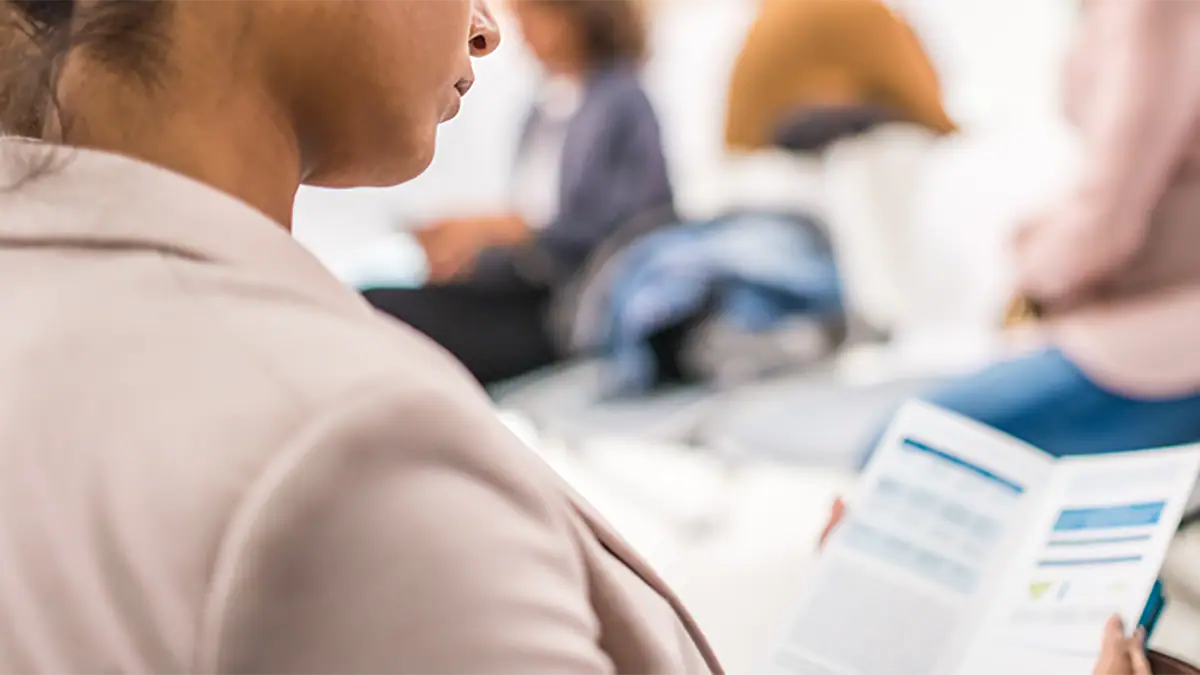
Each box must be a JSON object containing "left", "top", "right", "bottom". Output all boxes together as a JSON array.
[
  {"left": 0, "top": 1, "right": 1151, "bottom": 673},
  {"left": 363, "top": 0, "right": 673, "bottom": 386},
  {"left": 0, "top": 0, "right": 717, "bottom": 672},
  {"left": 858, "top": 0, "right": 1200, "bottom": 468}
]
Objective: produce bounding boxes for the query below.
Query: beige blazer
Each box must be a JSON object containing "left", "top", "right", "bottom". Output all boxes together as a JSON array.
[
  {"left": 1019, "top": 0, "right": 1200, "bottom": 398},
  {"left": 0, "top": 139, "right": 721, "bottom": 674}
]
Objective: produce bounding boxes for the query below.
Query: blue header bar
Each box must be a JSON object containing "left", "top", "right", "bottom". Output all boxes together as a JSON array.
[
  {"left": 901, "top": 438, "right": 1025, "bottom": 494},
  {"left": 1053, "top": 502, "right": 1165, "bottom": 532}
]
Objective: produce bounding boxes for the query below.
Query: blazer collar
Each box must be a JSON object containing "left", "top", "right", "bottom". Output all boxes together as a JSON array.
[{"left": 0, "top": 139, "right": 372, "bottom": 318}]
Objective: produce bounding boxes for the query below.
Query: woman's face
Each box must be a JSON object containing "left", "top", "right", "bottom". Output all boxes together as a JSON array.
[
  {"left": 267, "top": 0, "right": 500, "bottom": 188},
  {"left": 510, "top": 1, "right": 583, "bottom": 75}
]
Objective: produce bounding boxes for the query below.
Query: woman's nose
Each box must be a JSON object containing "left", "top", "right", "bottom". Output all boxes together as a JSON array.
[{"left": 469, "top": 0, "right": 501, "bottom": 57}]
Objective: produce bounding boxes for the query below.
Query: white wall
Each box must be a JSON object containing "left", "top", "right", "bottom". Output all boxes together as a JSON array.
[{"left": 900, "top": 0, "right": 1077, "bottom": 129}]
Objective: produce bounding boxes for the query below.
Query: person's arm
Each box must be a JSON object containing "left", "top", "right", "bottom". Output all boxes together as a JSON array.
[
  {"left": 473, "top": 86, "right": 673, "bottom": 287},
  {"left": 420, "top": 214, "right": 531, "bottom": 285},
  {"left": 1017, "top": 0, "right": 1200, "bottom": 305},
  {"left": 196, "top": 383, "right": 614, "bottom": 674}
]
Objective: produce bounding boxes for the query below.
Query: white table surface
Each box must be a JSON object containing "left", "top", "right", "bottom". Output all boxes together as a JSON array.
[{"left": 667, "top": 464, "right": 852, "bottom": 673}]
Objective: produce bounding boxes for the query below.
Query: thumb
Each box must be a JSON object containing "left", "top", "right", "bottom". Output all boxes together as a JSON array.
[
  {"left": 819, "top": 497, "right": 847, "bottom": 549},
  {"left": 1130, "top": 628, "right": 1152, "bottom": 675},
  {"left": 1094, "top": 615, "right": 1131, "bottom": 675}
]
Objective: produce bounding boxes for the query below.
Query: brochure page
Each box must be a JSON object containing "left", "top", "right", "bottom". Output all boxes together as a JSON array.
[
  {"left": 954, "top": 446, "right": 1200, "bottom": 674},
  {"left": 765, "top": 403, "right": 1054, "bottom": 675}
]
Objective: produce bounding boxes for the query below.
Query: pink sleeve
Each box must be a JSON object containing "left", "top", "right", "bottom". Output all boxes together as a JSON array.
[{"left": 1018, "top": 0, "right": 1200, "bottom": 303}]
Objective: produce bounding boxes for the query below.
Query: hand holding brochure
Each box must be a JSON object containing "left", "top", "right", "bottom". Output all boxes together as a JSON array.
[{"left": 766, "top": 401, "right": 1200, "bottom": 675}]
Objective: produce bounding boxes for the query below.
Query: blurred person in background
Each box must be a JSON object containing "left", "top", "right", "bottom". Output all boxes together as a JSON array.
[
  {"left": 857, "top": 1, "right": 1200, "bottom": 470},
  {"left": 363, "top": 0, "right": 673, "bottom": 386},
  {"left": 725, "top": 0, "right": 955, "bottom": 154},
  {"left": 0, "top": 0, "right": 728, "bottom": 672}
]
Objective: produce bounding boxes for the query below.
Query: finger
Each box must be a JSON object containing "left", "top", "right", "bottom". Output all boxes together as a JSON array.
[
  {"left": 425, "top": 243, "right": 469, "bottom": 279},
  {"left": 415, "top": 230, "right": 435, "bottom": 251},
  {"left": 1094, "top": 615, "right": 1127, "bottom": 675},
  {"left": 421, "top": 232, "right": 459, "bottom": 253},
  {"left": 1103, "top": 614, "right": 1127, "bottom": 651},
  {"left": 424, "top": 252, "right": 453, "bottom": 279},
  {"left": 427, "top": 255, "right": 453, "bottom": 279},
  {"left": 425, "top": 242, "right": 455, "bottom": 263},
  {"left": 416, "top": 232, "right": 450, "bottom": 258},
  {"left": 432, "top": 246, "right": 476, "bottom": 280},
  {"left": 426, "top": 235, "right": 470, "bottom": 261},
  {"left": 831, "top": 497, "right": 846, "bottom": 525},
  {"left": 1130, "top": 628, "right": 1152, "bottom": 675},
  {"left": 818, "top": 497, "right": 847, "bottom": 549},
  {"left": 429, "top": 256, "right": 469, "bottom": 284},
  {"left": 432, "top": 247, "right": 473, "bottom": 275}
]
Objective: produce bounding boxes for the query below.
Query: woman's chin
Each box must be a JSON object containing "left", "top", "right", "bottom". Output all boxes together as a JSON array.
[{"left": 304, "top": 134, "right": 438, "bottom": 189}]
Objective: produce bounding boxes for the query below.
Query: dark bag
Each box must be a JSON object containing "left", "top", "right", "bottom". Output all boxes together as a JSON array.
[{"left": 1150, "top": 650, "right": 1200, "bottom": 674}]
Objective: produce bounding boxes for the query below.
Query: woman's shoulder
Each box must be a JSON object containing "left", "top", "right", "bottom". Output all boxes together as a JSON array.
[
  {"left": 196, "top": 292, "right": 570, "bottom": 543},
  {"left": 212, "top": 286, "right": 490, "bottom": 411}
]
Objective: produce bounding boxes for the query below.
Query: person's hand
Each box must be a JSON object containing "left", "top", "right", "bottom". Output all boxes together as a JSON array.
[
  {"left": 1001, "top": 223, "right": 1053, "bottom": 344},
  {"left": 417, "top": 218, "right": 486, "bottom": 283},
  {"left": 1002, "top": 213, "right": 1045, "bottom": 327},
  {"left": 1093, "top": 615, "right": 1152, "bottom": 675},
  {"left": 1003, "top": 293, "right": 1041, "bottom": 328},
  {"left": 417, "top": 214, "right": 531, "bottom": 284},
  {"left": 479, "top": 213, "right": 531, "bottom": 247},
  {"left": 818, "top": 497, "right": 846, "bottom": 549},
  {"left": 1011, "top": 195, "right": 1118, "bottom": 305}
]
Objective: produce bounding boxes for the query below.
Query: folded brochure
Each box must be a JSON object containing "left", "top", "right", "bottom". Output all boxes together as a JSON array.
[{"left": 765, "top": 401, "right": 1199, "bottom": 675}]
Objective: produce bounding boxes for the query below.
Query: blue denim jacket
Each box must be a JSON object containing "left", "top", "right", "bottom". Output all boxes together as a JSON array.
[{"left": 600, "top": 212, "right": 843, "bottom": 395}]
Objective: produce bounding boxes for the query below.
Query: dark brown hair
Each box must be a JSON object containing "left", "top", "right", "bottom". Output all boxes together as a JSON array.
[
  {"left": 1, "top": 0, "right": 168, "bottom": 139},
  {"left": 536, "top": 0, "right": 647, "bottom": 67}
]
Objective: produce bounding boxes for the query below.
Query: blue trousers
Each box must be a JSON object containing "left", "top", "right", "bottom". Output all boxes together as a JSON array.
[{"left": 858, "top": 348, "right": 1200, "bottom": 469}]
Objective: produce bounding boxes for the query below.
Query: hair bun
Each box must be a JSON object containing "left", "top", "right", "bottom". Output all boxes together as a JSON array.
[{"left": 10, "top": 0, "right": 75, "bottom": 30}]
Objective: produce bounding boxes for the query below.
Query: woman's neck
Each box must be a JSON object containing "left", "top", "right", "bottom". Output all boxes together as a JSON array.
[{"left": 56, "top": 66, "right": 303, "bottom": 230}]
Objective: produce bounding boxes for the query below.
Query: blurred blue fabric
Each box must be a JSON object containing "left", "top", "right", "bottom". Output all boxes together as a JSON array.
[
  {"left": 597, "top": 212, "right": 842, "bottom": 395},
  {"left": 858, "top": 347, "right": 1200, "bottom": 470}
]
